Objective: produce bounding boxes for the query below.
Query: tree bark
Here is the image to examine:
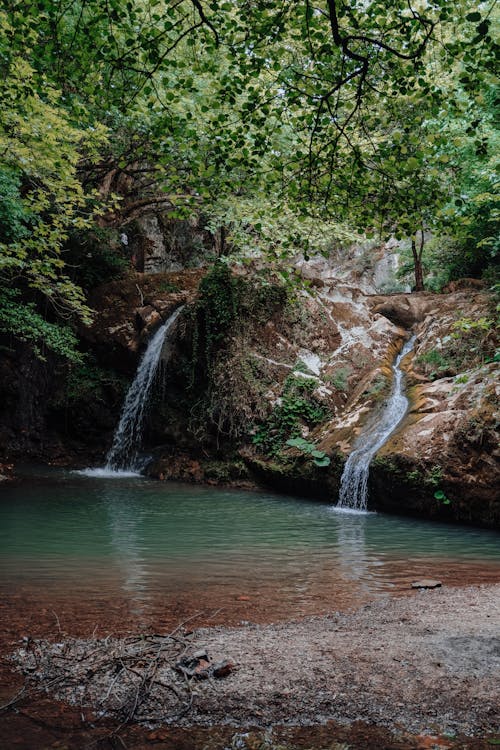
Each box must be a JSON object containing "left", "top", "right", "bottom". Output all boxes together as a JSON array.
[{"left": 411, "top": 232, "right": 425, "bottom": 292}]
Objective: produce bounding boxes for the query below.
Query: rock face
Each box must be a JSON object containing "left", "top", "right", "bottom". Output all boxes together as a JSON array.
[
  {"left": 368, "top": 290, "right": 499, "bottom": 527},
  {"left": 79, "top": 267, "right": 499, "bottom": 527},
  {"left": 83, "top": 269, "right": 203, "bottom": 363},
  {"left": 2, "top": 251, "right": 496, "bottom": 529},
  {"left": 231, "top": 281, "right": 499, "bottom": 528}
]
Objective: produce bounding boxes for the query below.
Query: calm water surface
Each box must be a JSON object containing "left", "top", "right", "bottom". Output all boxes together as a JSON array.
[{"left": 1, "top": 468, "right": 500, "bottom": 627}]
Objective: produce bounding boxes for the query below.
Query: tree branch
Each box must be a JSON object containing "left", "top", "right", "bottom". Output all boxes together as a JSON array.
[{"left": 190, "top": 0, "right": 220, "bottom": 46}]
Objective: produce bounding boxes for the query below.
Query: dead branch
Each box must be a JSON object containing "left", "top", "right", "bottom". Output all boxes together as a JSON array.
[
  {"left": 0, "top": 686, "right": 27, "bottom": 712},
  {"left": 9, "top": 610, "right": 233, "bottom": 735}
]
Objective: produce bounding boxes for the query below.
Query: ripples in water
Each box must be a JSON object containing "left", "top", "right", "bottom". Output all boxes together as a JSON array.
[{"left": 1, "top": 468, "right": 499, "bottom": 625}]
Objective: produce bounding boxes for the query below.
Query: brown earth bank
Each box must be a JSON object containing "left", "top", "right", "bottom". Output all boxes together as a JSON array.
[{"left": 1, "top": 584, "right": 499, "bottom": 750}]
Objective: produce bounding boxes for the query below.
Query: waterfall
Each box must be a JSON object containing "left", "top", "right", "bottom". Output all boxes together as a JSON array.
[
  {"left": 104, "top": 306, "right": 183, "bottom": 473},
  {"left": 336, "top": 335, "right": 416, "bottom": 511}
]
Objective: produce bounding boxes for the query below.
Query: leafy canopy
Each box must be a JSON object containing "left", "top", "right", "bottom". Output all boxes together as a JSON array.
[{"left": 0, "top": 0, "right": 498, "bottom": 360}]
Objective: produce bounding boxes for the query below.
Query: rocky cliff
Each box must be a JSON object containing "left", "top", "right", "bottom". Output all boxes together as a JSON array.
[
  {"left": 69, "top": 262, "right": 499, "bottom": 528},
  {"left": 1, "top": 258, "right": 497, "bottom": 528}
]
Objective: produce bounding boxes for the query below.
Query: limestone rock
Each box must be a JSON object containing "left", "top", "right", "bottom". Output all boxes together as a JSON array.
[{"left": 411, "top": 580, "right": 442, "bottom": 589}]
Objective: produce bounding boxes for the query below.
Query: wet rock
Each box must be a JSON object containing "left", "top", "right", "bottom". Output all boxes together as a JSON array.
[
  {"left": 175, "top": 650, "right": 211, "bottom": 679},
  {"left": 411, "top": 580, "right": 442, "bottom": 589},
  {"left": 373, "top": 360, "right": 499, "bottom": 528},
  {"left": 136, "top": 305, "right": 161, "bottom": 330},
  {"left": 213, "top": 659, "right": 235, "bottom": 678}
]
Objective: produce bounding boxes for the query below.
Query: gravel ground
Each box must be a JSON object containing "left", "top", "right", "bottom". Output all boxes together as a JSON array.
[
  {"left": 194, "top": 584, "right": 500, "bottom": 736},
  {"left": 13, "top": 584, "right": 500, "bottom": 738}
]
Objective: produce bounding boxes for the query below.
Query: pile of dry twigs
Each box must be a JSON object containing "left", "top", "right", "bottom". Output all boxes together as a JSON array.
[{"left": 10, "top": 617, "right": 234, "bottom": 731}]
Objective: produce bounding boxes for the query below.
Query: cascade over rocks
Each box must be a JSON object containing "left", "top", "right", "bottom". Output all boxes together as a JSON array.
[
  {"left": 76, "top": 272, "right": 500, "bottom": 526},
  {"left": 215, "top": 280, "right": 496, "bottom": 527},
  {"left": 1, "top": 256, "right": 497, "bottom": 528},
  {"left": 371, "top": 290, "right": 499, "bottom": 527}
]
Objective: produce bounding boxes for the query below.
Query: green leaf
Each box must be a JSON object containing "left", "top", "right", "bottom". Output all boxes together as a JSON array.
[
  {"left": 285, "top": 437, "right": 308, "bottom": 449},
  {"left": 476, "top": 20, "right": 490, "bottom": 37},
  {"left": 406, "top": 157, "right": 420, "bottom": 171},
  {"left": 313, "top": 456, "right": 330, "bottom": 467},
  {"left": 311, "top": 449, "right": 326, "bottom": 459}
]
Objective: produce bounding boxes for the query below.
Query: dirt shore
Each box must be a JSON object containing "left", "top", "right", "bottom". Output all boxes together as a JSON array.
[
  {"left": 193, "top": 583, "right": 500, "bottom": 735},
  {"left": 3, "top": 583, "right": 499, "bottom": 749}
]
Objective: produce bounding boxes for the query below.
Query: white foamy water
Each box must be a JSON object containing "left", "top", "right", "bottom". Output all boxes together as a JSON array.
[
  {"left": 337, "top": 336, "right": 416, "bottom": 511},
  {"left": 76, "top": 468, "right": 141, "bottom": 478}
]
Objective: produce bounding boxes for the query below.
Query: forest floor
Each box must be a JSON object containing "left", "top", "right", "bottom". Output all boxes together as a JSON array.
[{"left": 1, "top": 584, "right": 499, "bottom": 749}]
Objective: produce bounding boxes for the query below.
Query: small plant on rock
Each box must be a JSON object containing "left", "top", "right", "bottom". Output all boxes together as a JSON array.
[
  {"left": 285, "top": 437, "right": 331, "bottom": 467},
  {"left": 252, "top": 375, "right": 328, "bottom": 457},
  {"left": 434, "top": 489, "right": 451, "bottom": 505},
  {"left": 328, "top": 366, "right": 351, "bottom": 391}
]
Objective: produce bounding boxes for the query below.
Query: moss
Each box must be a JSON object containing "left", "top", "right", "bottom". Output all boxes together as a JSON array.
[
  {"left": 243, "top": 451, "right": 339, "bottom": 501},
  {"left": 157, "top": 264, "right": 290, "bottom": 448},
  {"left": 203, "top": 459, "right": 250, "bottom": 483},
  {"left": 362, "top": 372, "right": 390, "bottom": 401},
  {"left": 372, "top": 457, "right": 445, "bottom": 490},
  {"left": 327, "top": 366, "right": 351, "bottom": 391},
  {"left": 157, "top": 279, "right": 181, "bottom": 293}
]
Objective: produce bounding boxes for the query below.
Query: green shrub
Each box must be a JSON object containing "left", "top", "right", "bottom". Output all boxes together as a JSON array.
[
  {"left": 65, "top": 229, "right": 129, "bottom": 290},
  {"left": 158, "top": 280, "right": 181, "bottom": 293},
  {"left": 285, "top": 436, "right": 330, "bottom": 467},
  {"left": 0, "top": 288, "right": 83, "bottom": 363},
  {"left": 328, "top": 366, "right": 351, "bottom": 391},
  {"left": 253, "top": 375, "right": 328, "bottom": 457}
]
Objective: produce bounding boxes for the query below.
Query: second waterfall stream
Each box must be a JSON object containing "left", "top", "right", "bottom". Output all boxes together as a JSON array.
[
  {"left": 337, "top": 335, "right": 416, "bottom": 511},
  {"left": 105, "top": 306, "right": 184, "bottom": 473}
]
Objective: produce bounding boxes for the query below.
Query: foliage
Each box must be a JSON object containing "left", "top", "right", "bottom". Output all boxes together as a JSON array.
[
  {"left": 0, "top": 9, "right": 108, "bottom": 322},
  {"left": 54, "top": 360, "right": 127, "bottom": 407},
  {"left": 416, "top": 314, "right": 498, "bottom": 379},
  {"left": 188, "top": 262, "right": 288, "bottom": 385},
  {"left": 183, "top": 267, "right": 288, "bottom": 442},
  {"left": 189, "top": 349, "right": 271, "bottom": 443},
  {"left": 363, "top": 373, "right": 389, "bottom": 400},
  {"left": 1, "top": 0, "right": 497, "bottom": 361},
  {"left": 63, "top": 229, "right": 129, "bottom": 291},
  {"left": 415, "top": 350, "right": 455, "bottom": 380},
  {"left": 205, "top": 197, "right": 358, "bottom": 263},
  {"left": 328, "top": 367, "right": 351, "bottom": 392},
  {"left": 405, "top": 464, "right": 444, "bottom": 489},
  {"left": 158, "top": 280, "right": 181, "bottom": 294},
  {"left": 188, "top": 261, "right": 241, "bottom": 380},
  {"left": 434, "top": 489, "right": 451, "bottom": 505},
  {"left": 285, "top": 437, "right": 330, "bottom": 467},
  {"left": 0, "top": 289, "right": 83, "bottom": 363},
  {"left": 253, "top": 375, "right": 328, "bottom": 457}
]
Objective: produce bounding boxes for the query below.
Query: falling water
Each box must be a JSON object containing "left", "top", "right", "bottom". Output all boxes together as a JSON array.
[
  {"left": 337, "top": 335, "right": 416, "bottom": 511},
  {"left": 105, "top": 306, "right": 183, "bottom": 473}
]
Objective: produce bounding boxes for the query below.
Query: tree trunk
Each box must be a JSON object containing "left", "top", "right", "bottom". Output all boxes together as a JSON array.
[
  {"left": 215, "top": 225, "right": 226, "bottom": 257},
  {"left": 411, "top": 233, "right": 425, "bottom": 292}
]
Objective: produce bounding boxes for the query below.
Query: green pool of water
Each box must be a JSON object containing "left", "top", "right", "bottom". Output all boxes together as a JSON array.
[{"left": 1, "top": 468, "right": 499, "bottom": 620}]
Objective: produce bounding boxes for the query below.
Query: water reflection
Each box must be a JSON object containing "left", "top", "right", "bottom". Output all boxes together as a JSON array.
[
  {"left": 0, "top": 469, "right": 499, "bottom": 620},
  {"left": 336, "top": 513, "right": 369, "bottom": 586},
  {"left": 103, "top": 483, "right": 150, "bottom": 613}
]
